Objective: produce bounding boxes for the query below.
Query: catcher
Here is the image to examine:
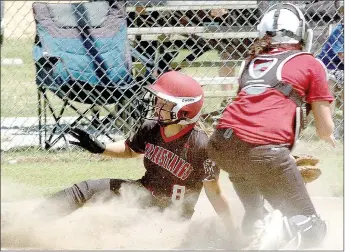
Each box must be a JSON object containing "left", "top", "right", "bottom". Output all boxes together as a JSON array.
[{"left": 207, "top": 3, "right": 335, "bottom": 250}]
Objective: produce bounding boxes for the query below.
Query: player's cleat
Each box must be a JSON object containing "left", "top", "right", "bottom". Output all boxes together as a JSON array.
[
  {"left": 243, "top": 210, "right": 285, "bottom": 250},
  {"left": 244, "top": 210, "right": 300, "bottom": 250},
  {"left": 244, "top": 209, "right": 327, "bottom": 250}
]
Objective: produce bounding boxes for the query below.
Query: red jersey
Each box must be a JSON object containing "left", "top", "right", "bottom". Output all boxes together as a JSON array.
[{"left": 217, "top": 49, "right": 334, "bottom": 145}]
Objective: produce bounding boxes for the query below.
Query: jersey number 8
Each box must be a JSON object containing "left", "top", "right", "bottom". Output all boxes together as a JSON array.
[{"left": 171, "top": 184, "right": 186, "bottom": 203}]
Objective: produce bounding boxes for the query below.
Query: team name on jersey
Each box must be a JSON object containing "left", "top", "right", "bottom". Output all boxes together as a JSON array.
[{"left": 145, "top": 143, "right": 194, "bottom": 180}]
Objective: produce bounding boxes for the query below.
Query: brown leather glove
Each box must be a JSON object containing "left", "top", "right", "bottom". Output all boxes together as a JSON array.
[{"left": 292, "top": 155, "right": 322, "bottom": 183}]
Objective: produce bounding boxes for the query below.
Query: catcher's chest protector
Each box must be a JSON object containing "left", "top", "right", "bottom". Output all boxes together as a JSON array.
[
  {"left": 239, "top": 50, "right": 312, "bottom": 143},
  {"left": 239, "top": 50, "right": 310, "bottom": 95}
]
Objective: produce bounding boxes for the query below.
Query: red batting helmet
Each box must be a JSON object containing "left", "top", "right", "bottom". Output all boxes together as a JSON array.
[{"left": 142, "top": 71, "right": 204, "bottom": 125}]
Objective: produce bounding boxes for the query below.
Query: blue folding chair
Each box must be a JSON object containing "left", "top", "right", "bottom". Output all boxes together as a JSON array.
[{"left": 33, "top": 1, "right": 155, "bottom": 150}]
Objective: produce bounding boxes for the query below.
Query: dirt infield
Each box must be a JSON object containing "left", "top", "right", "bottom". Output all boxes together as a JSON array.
[{"left": 1, "top": 173, "right": 343, "bottom": 250}]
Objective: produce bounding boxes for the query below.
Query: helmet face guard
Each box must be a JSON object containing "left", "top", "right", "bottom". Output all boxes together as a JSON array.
[
  {"left": 258, "top": 3, "right": 313, "bottom": 52},
  {"left": 139, "top": 90, "right": 178, "bottom": 126},
  {"left": 139, "top": 86, "right": 203, "bottom": 126}
]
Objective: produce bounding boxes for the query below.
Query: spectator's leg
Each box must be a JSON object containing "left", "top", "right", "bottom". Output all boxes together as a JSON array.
[
  {"left": 219, "top": 52, "right": 237, "bottom": 108},
  {"left": 329, "top": 75, "right": 344, "bottom": 139},
  {"left": 218, "top": 40, "right": 240, "bottom": 108},
  {"left": 328, "top": 78, "right": 337, "bottom": 115}
]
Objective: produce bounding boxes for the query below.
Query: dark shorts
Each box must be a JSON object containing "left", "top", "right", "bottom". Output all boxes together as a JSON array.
[
  {"left": 74, "top": 178, "right": 194, "bottom": 219},
  {"left": 109, "top": 178, "right": 142, "bottom": 193},
  {"left": 207, "top": 128, "right": 317, "bottom": 218}
]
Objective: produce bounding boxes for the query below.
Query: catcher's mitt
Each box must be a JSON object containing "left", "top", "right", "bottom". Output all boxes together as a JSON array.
[{"left": 292, "top": 155, "right": 322, "bottom": 183}]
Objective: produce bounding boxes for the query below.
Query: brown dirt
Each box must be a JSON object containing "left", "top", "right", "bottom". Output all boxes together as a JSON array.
[{"left": 1, "top": 171, "right": 343, "bottom": 250}]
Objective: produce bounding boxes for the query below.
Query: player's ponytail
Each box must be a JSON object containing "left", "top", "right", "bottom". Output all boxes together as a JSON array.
[
  {"left": 247, "top": 34, "right": 303, "bottom": 60},
  {"left": 247, "top": 35, "right": 274, "bottom": 60}
]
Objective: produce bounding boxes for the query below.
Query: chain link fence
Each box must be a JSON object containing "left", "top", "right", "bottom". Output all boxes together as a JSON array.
[{"left": 1, "top": 0, "right": 344, "bottom": 152}]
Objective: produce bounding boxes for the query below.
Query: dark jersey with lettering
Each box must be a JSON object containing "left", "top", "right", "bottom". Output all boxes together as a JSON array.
[{"left": 125, "top": 120, "right": 219, "bottom": 211}]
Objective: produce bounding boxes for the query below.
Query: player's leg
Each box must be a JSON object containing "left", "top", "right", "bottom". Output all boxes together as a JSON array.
[
  {"left": 208, "top": 129, "right": 269, "bottom": 241},
  {"left": 250, "top": 146, "right": 327, "bottom": 249},
  {"left": 229, "top": 175, "right": 267, "bottom": 236},
  {"left": 33, "top": 178, "right": 136, "bottom": 221}
]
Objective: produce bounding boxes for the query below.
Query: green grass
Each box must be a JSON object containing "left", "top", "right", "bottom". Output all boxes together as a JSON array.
[
  {"left": 1, "top": 138, "right": 343, "bottom": 200},
  {"left": 1, "top": 39, "right": 37, "bottom": 117},
  {"left": 1, "top": 148, "right": 145, "bottom": 199}
]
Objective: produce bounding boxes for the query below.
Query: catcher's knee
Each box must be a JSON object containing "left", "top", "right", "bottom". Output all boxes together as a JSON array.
[{"left": 284, "top": 214, "right": 327, "bottom": 249}]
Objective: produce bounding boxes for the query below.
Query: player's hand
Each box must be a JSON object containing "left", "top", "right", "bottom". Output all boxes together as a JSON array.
[{"left": 68, "top": 127, "right": 106, "bottom": 154}]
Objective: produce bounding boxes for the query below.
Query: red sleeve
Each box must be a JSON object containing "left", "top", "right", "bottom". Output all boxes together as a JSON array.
[{"left": 305, "top": 58, "right": 334, "bottom": 104}]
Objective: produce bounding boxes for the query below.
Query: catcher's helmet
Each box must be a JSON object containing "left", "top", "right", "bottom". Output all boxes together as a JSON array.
[
  {"left": 141, "top": 71, "right": 204, "bottom": 126},
  {"left": 257, "top": 3, "right": 313, "bottom": 52}
]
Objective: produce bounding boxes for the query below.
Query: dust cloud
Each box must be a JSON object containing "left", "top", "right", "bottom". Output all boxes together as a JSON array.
[
  {"left": 1, "top": 179, "right": 230, "bottom": 250},
  {"left": 1, "top": 169, "right": 343, "bottom": 250}
]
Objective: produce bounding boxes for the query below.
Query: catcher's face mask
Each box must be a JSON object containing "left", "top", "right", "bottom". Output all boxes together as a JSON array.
[{"left": 258, "top": 3, "right": 313, "bottom": 52}]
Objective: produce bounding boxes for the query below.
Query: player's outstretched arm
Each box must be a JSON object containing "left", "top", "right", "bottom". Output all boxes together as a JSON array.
[
  {"left": 103, "top": 140, "right": 142, "bottom": 158},
  {"left": 203, "top": 180, "right": 236, "bottom": 234},
  {"left": 68, "top": 127, "right": 141, "bottom": 158}
]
